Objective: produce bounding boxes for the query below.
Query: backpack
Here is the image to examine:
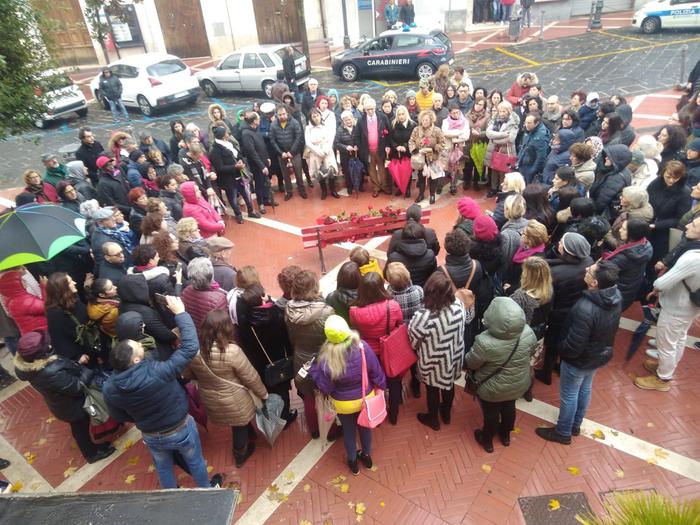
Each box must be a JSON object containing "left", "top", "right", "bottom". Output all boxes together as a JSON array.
[
  {"left": 682, "top": 280, "right": 700, "bottom": 307},
  {"left": 69, "top": 312, "right": 102, "bottom": 354}
]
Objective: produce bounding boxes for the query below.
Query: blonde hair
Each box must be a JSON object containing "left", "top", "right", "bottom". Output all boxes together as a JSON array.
[
  {"left": 385, "top": 262, "right": 411, "bottom": 290},
  {"left": 417, "top": 109, "right": 436, "bottom": 126},
  {"left": 318, "top": 332, "right": 361, "bottom": 380},
  {"left": 235, "top": 265, "right": 260, "bottom": 289},
  {"left": 358, "top": 93, "right": 373, "bottom": 112},
  {"left": 176, "top": 217, "right": 200, "bottom": 241},
  {"left": 393, "top": 105, "right": 413, "bottom": 128},
  {"left": 523, "top": 219, "right": 549, "bottom": 248},
  {"left": 520, "top": 256, "right": 552, "bottom": 303},
  {"left": 436, "top": 63, "right": 450, "bottom": 77},
  {"left": 504, "top": 194, "right": 526, "bottom": 221},
  {"left": 23, "top": 169, "right": 41, "bottom": 185},
  {"left": 497, "top": 101, "right": 513, "bottom": 114},
  {"left": 503, "top": 172, "right": 526, "bottom": 193},
  {"left": 384, "top": 90, "right": 397, "bottom": 103}
]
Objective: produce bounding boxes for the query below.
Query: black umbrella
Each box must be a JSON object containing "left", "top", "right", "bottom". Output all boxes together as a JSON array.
[
  {"left": 0, "top": 204, "right": 86, "bottom": 271},
  {"left": 348, "top": 151, "right": 365, "bottom": 197}
]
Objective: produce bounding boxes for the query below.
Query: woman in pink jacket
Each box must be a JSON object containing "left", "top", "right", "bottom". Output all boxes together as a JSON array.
[
  {"left": 349, "top": 272, "right": 404, "bottom": 424},
  {"left": 180, "top": 181, "right": 225, "bottom": 238}
]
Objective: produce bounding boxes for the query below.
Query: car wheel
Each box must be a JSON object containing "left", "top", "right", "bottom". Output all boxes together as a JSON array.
[
  {"left": 341, "top": 63, "right": 358, "bottom": 82},
  {"left": 95, "top": 90, "right": 109, "bottom": 110},
  {"left": 640, "top": 17, "right": 660, "bottom": 34},
  {"left": 137, "top": 95, "right": 153, "bottom": 116},
  {"left": 416, "top": 62, "right": 436, "bottom": 80},
  {"left": 262, "top": 80, "right": 274, "bottom": 99},
  {"left": 202, "top": 80, "right": 218, "bottom": 97},
  {"left": 77, "top": 108, "right": 88, "bottom": 118}
]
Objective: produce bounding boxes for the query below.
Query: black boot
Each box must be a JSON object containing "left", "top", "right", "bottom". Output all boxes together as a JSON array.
[
  {"left": 306, "top": 172, "right": 314, "bottom": 188},
  {"left": 234, "top": 442, "right": 256, "bottom": 468},
  {"left": 414, "top": 192, "right": 425, "bottom": 203},
  {"left": 449, "top": 182, "right": 457, "bottom": 195},
  {"left": 388, "top": 405, "right": 398, "bottom": 425},
  {"left": 404, "top": 181, "right": 411, "bottom": 199},
  {"left": 320, "top": 179, "right": 328, "bottom": 200},
  {"left": 330, "top": 177, "right": 340, "bottom": 198},
  {"left": 429, "top": 193, "right": 436, "bottom": 204},
  {"left": 417, "top": 412, "right": 440, "bottom": 431}
]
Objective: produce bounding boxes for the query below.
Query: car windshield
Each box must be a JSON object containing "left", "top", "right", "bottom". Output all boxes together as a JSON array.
[
  {"left": 433, "top": 32, "right": 451, "bottom": 48},
  {"left": 147, "top": 59, "right": 187, "bottom": 77}
]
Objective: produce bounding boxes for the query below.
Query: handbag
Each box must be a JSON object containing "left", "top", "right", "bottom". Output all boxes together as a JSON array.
[
  {"left": 183, "top": 381, "right": 209, "bottom": 429},
  {"left": 490, "top": 145, "right": 518, "bottom": 173},
  {"left": 379, "top": 301, "right": 416, "bottom": 377},
  {"left": 445, "top": 263, "right": 477, "bottom": 311},
  {"left": 251, "top": 327, "right": 294, "bottom": 388},
  {"left": 465, "top": 336, "right": 520, "bottom": 396},
  {"left": 82, "top": 383, "right": 111, "bottom": 425},
  {"left": 357, "top": 343, "right": 387, "bottom": 428},
  {"left": 428, "top": 160, "right": 445, "bottom": 180},
  {"left": 411, "top": 153, "right": 425, "bottom": 171}
]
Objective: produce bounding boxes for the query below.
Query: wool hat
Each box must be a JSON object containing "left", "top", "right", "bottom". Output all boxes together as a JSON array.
[
  {"left": 688, "top": 138, "right": 700, "bottom": 152},
  {"left": 96, "top": 155, "right": 113, "bottom": 169},
  {"left": 206, "top": 236, "right": 234, "bottom": 253},
  {"left": 457, "top": 197, "right": 481, "bottom": 220},
  {"left": 405, "top": 89, "right": 417, "bottom": 99},
  {"left": 586, "top": 92, "right": 599, "bottom": 104},
  {"left": 562, "top": 232, "right": 591, "bottom": 258},
  {"left": 212, "top": 126, "right": 227, "bottom": 140},
  {"left": 473, "top": 214, "right": 498, "bottom": 242},
  {"left": 630, "top": 149, "right": 645, "bottom": 165},
  {"left": 324, "top": 315, "right": 352, "bottom": 344},
  {"left": 17, "top": 330, "right": 51, "bottom": 361},
  {"left": 129, "top": 150, "right": 145, "bottom": 162},
  {"left": 93, "top": 206, "right": 115, "bottom": 220},
  {"left": 41, "top": 153, "right": 57, "bottom": 162},
  {"left": 260, "top": 101, "right": 276, "bottom": 114}
]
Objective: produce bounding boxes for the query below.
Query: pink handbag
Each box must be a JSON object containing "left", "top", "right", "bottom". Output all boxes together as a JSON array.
[{"left": 357, "top": 344, "right": 387, "bottom": 428}]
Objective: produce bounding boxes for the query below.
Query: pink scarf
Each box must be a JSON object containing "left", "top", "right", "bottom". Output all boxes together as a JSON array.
[
  {"left": 512, "top": 244, "right": 545, "bottom": 264},
  {"left": 447, "top": 111, "right": 467, "bottom": 131}
]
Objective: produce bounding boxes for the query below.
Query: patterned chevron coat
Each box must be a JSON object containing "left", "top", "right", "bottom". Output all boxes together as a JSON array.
[{"left": 408, "top": 299, "right": 466, "bottom": 389}]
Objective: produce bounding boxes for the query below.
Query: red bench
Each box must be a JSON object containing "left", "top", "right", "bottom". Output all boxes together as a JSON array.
[{"left": 301, "top": 209, "right": 431, "bottom": 273}]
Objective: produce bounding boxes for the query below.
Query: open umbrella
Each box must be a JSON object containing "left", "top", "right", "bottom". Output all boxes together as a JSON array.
[
  {"left": 0, "top": 204, "right": 86, "bottom": 271},
  {"left": 347, "top": 151, "right": 365, "bottom": 196},
  {"left": 387, "top": 154, "right": 412, "bottom": 195}
]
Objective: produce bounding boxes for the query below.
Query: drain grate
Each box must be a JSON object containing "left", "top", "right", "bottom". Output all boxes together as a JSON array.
[{"left": 518, "top": 492, "right": 593, "bottom": 525}]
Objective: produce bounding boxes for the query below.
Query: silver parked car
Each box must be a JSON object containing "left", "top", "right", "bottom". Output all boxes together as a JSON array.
[{"left": 196, "top": 44, "right": 310, "bottom": 99}]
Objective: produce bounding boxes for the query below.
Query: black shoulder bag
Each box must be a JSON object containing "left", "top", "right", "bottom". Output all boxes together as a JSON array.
[
  {"left": 251, "top": 327, "right": 295, "bottom": 388},
  {"left": 465, "top": 337, "right": 520, "bottom": 396}
]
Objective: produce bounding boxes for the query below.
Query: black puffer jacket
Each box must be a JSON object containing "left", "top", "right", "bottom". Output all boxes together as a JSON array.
[
  {"left": 209, "top": 141, "right": 244, "bottom": 192},
  {"left": 604, "top": 240, "right": 653, "bottom": 310},
  {"left": 159, "top": 189, "right": 184, "bottom": 221},
  {"left": 388, "top": 223, "right": 440, "bottom": 257},
  {"left": 444, "top": 253, "right": 492, "bottom": 319},
  {"left": 118, "top": 274, "right": 177, "bottom": 346},
  {"left": 238, "top": 302, "right": 293, "bottom": 382},
  {"left": 647, "top": 176, "right": 692, "bottom": 261},
  {"left": 589, "top": 145, "right": 632, "bottom": 219},
  {"left": 334, "top": 124, "right": 357, "bottom": 164},
  {"left": 14, "top": 354, "right": 93, "bottom": 422},
  {"left": 325, "top": 287, "right": 358, "bottom": 323},
  {"left": 547, "top": 254, "right": 594, "bottom": 315},
  {"left": 96, "top": 171, "right": 131, "bottom": 217},
  {"left": 240, "top": 122, "right": 269, "bottom": 174},
  {"left": 559, "top": 286, "right": 622, "bottom": 370},
  {"left": 387, "top": 239, "right": 437, "bottom": 288},
  {"left": 389, "top": 121, "right": 417, "bottom": 158},
  {"left": 270, "top": 117, "right": 304, "bottom": 156}
]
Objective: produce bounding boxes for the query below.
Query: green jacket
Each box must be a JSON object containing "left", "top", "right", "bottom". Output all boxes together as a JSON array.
[{"left": 465, "top": 297, "right": 537, "bottom": 402}]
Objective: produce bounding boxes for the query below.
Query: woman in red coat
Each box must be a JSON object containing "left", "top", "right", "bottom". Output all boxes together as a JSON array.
[
  {"left": 349, "top": 272, "right": 404, "bottom": 424},
  {"left": 0, "top": 268, "right": 48, "bottom": 335},
  {"left": 23, "top": 170, "right": 58, "bottom": 204},
  {"left": 180, "top": 181, "right": 225, "bottom": 238}
]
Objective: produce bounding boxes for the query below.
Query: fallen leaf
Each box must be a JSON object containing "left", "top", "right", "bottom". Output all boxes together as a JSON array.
[
  {"left": 23, "top": 451, "right": 36, "bottom": 465},
  {"left": 63, "top": 466, "right": 77, "bottom": 478},
  {"left": 124, "top": 474, "right": 137, "bottom": 484},
  {"left": 147, "top": 464, "right": 155, "bottom": 473},
  {"left": 646, "top": 422, "right": 655, "bottom": 428},
  {"left": 654, "top": 448, "right": 670, "bottom": 459},
  {"left": 284, "top": 471, "right": 295, "bottom": 481},
  {"left": 303, "top": 483, "right": 311, "bottom": 492},
  {"left": 323, "top": 520, "right": 334, "bottom": 525},
  {"left": 122, "top": 439, "right": 134, "bottom": 450},
  {"left": 300, "top": 520, "right": 312, "bottom": 525},
  {"left": 355, "top": 502, "right": 366, "bottom": 515},
  {"left": 33, "top": 438, "right": 47, "bottom": 447},
  {"left": 339, "top": 483, "right": 350, "bottom": 493},
  {"left": 356, "top": 516, "right": 363, "bottom": 523},
  {"left": 45, "top": 416, "right": 56, "bottom": 424},
  {"left": 614, "top": 469, "right": 625, "bottom": 479},
  {"left": 567, "top": 466, "right": 581, "bottom": 476},
  {"left": 370, "top": 465, "right": 378, "bottom": 472},
  {"left": 512, "top": 426, "right": 521, "bottom": 434},
  {"left": 330, "top": 475, "right": 346, "bottom": 485},
  {"left": 348, "top": 501, "right": 355, "bottom": 509},
  {"left": 592, "top": 429, "right": 606, "bottom": 440},
  {"left": 380, "top": 501, "right": 386, "bottom": 507},
  {"left": 646, "top": 457, "right": 658, "bottom": 465},
  {"left": 177, "top": 472, "right": 187, "bottom": 480},
  {"left": 10, "top": 482, "right": 23, "bottom": 493},
  {"left": 610, "top": 430, "right": 619, "bottom": 437},
  {"left": 127, "top": 456, "right": 140, "bottom": 466},
  {"left": 70, "top": 443, "right": 78, "bottom": 450},
  {"left": 268, "top": 483, "right": 279, "bottom": 493},
  {"left": 207, "top": 465, "right": 214, "bottom": 473},
  {"left": 548, "top": 498, "right": 561, "bottom": 511},
  {"left": 481, "top": 464, "right": 492, "bottom": 473},
  {"left": 237, "top": 492, "right": 244, "bottom": 504}
]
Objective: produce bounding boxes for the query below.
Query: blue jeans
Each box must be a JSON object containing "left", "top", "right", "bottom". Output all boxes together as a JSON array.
[
  {"left": 4, "top": 336, "right": 18, "bottom": 355},
  {"left": 223, "top": 178, "right": 255, "bottom": 217},
  {"left": 501, "top": 3, "right": 513, "bottom": 21},
  {"left": 106, "top": 97, "right": 129, "bottom": 122},
  {"left": 556, "top": 361, "right": 596, "bottom": 437},
  {"left": 337, "top": 412, "right": 372, "bottom": 461},
  {"left": 141, "top": 416, "right": 210, "bottom": 489},
  {"left": 492, "top": 0, "right": 501, "bottom": 20}
]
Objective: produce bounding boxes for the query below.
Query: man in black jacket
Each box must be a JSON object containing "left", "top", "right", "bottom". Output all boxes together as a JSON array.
[
  {"left": 104, "top": 296, "right": 222, "bottom": 488},
  {"left": 240, "top": 112, "right": 271, "bottom": 214},
  {"left": 386, "top": 222, "right": 437, "bottom": 288},
  {"left": 75, "top": 127, "right": 104, "bottom": 185},
  {"left": 387, "top": 203, "right": 440, "bottom": 256},
  {"left": 270, "top": 106, "right": 307, "bottom": 200},
  {"left": 95, "top": 155, "right": 131, "bottom": 217},
  {"left": 98, "top": 68, "right": 129, "bottom": 123},
  {"left": 98, "top": 242, "right": 127, "bottom": 284},
  {"left": 536, "top": 260, "right": 621, "bottom": 444}
]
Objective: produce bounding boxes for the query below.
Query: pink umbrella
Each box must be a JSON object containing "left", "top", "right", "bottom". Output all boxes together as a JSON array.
[{"left": 387, "top": 154, "right": 412, "bottom": 195}]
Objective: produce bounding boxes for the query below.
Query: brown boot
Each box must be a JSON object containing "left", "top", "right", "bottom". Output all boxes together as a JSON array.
[
  {"left": 634, "top": 374, "right": 671, "bottom": 392},
  {"left": 643, "top": 359, "right": 658, "bottom": 374}
]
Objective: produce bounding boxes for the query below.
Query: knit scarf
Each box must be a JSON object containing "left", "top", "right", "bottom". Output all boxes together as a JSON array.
[
  {"left": 140, "top": 334, "right": 157, "bottom": 352},
  {"left": 97, "top": 225, "right": 133, "bottom": 254},
  {"left": 26, "top": 184, "right": 50, "bottom": 200},
  {"left": 446, "top": 111, "right": 467, "bottom": 131},
  {"left": 45, "top": 164, "right": 68, "bottom": 186},
  {"left": 512, "top": 243, "right": 545, "bottom": 264},
  {"left": 600, "top": 238, "right": 647, "bottom": 261}
]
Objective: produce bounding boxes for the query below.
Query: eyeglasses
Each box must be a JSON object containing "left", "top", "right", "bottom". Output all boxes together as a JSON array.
[{"left": 108, "top": 251, "right": 124, "bottom": 257}]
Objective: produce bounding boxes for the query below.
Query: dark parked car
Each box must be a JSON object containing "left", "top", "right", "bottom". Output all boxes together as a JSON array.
[{"left": 332, "top": 28, "right": 454, "bottom": 82}]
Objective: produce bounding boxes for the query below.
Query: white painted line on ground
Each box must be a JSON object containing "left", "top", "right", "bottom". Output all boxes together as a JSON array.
[
  {"left": 246, "top": 216, "right": 302, "bottom": 236},
  {"left": 56, "top": 426, "right": 143, "bottom": 492},
  {"left": 536, "top": 22, "right": 559, "bottom": 38},
  {"left": 0, "top": 380, "right": 27, "bottom": 404},
  {"left": 0, "top": 433, "right": 53, "bottom": 492},
  {"left": 235, "top": 439, "right": 335, "bottom": 525},
  {"left": 646, "top": 93, "right": 681, "bottom": 99},
  {"left": 0, "top": 196, "right": 15, "bottom": 208},
  {"left": 629, "top": 94, "right": 646, "bottom": 112},
  {"left": 633, "top": 113, "right": 675, "bottom": 120}
]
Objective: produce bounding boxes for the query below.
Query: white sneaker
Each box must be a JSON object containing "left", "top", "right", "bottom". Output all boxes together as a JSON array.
[
  {"left": 645, "top": 348, "right": 659, "bottom": 359},
  {"left": 648, "top": 338, "right": 657, "bottom": 347}
]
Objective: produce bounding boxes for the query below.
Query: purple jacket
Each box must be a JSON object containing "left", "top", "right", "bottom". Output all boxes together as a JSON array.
[{"left": 310, "top": 341, "right": 387, "bottom": 401}]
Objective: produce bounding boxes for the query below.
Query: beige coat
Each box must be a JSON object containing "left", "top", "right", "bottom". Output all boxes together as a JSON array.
[{"left": 187, "top": 343, "right": 267, "bottom": 427}]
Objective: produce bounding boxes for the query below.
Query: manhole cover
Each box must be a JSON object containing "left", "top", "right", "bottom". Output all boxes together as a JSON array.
[{"left": 519, "top": 492, "right": 592, "bottom": 525}]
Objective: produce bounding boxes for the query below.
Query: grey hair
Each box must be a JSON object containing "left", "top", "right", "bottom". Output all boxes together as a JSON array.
[
  {"left": 187, "top": 257, "right": 214, "bottom": 290},
  {"left": 123, "top": 138, "right": 137, "bottom": 148},
  {"left": 621, "top": 185, "right": 649, "bottom": 209},
  {"left": 166, "top": 163, "right": 184, "bottom": 176}
]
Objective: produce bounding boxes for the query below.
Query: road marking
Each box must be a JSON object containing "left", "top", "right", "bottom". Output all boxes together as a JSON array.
[
  {"left": 535, "top": 21, "right": 558, "bottom": 38},
  {"left": 494, "top": 47, "right": 541, "bottom": 66},
  {"left": 632, "top": 113, "right": 674, "bottom": 121},
  {"left": 647, "top": 93, "right": 682, "bottom": 99},
  {"left": 598, "top": 30, "right": 651, "bottom": 43},
  {"left": 235, "top": 439, "right": 335, "bottom": 525},
  {"left": 629, "top": 94, "right": 646, "bottom": 111},
  {"left": 0, "top": 433, "right": 53, "bottom": 492}
]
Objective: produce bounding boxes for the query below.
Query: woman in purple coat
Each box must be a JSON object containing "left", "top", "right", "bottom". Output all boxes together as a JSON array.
[{"left": 310, "top": 315, "right": 386, "bottom": 476}]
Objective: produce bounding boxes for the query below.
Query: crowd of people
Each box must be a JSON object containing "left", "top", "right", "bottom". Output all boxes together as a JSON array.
[{"left": 2, "top": 60, "right": 700, "bottom": 485}]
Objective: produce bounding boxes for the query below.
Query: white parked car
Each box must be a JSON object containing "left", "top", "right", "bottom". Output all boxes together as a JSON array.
[
  {"left": 34, "top": 70, "right": 88, "bottom": 128},
  {"left": 197, "top": 44, "right": 310, "bottom": 99},
  {"left": 633, "top": 0, "right": 700, "bottom": 33},
  {"left": 89, "top": 53, "right": 199, "bottom": 116}
]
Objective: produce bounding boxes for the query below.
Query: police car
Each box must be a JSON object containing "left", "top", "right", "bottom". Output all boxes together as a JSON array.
[
  {"left": 633, "top": 0, "right": 700, "bottom": 33},
  {"left": 332, "top": 28, "right": 454, "bottom": 82}
]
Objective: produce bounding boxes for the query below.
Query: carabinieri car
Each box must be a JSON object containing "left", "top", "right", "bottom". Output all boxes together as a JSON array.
[{"left": 332, "top": 27, "right": 454, "bottom": 82}]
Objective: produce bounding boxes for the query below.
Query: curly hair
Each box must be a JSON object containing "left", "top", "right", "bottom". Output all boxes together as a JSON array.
[
  {"left": 277, "top": 265, "right": 302, "bottom": 299},
  {"left": 152, "top": 231, "right": 178, "bottom": 262},
  {"left": 44, "top": 272, "right": 77, "bottom": 311}
]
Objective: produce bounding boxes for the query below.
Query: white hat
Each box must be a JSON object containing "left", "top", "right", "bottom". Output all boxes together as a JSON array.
[
  {"left": 586, "top": 92, "right": 599, "bottom": 104},
  {"left": 260, "top": 102, "right": 276, "bottom": 114}
]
